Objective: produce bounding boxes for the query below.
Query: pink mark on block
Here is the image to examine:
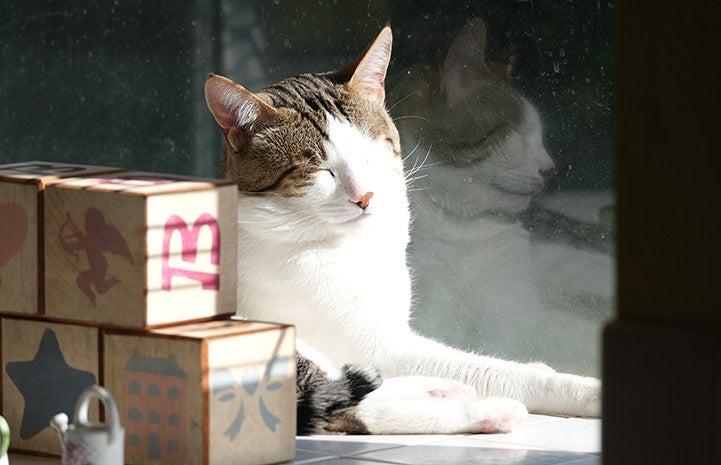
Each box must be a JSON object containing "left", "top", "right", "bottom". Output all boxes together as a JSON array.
[
  {"left": 161, "top": 213, "right": 220, "bottom": 291},
  {"left": 98, "top": 177, "right": 173, "bottom": 188}
]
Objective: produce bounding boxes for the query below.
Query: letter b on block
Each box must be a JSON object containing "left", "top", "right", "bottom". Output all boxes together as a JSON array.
[
  {"left": 162, "top": 213, "right": 221, "bottom": 292},
  {"left": 143, "top": 179, "right": 237, "bottom": 327}
]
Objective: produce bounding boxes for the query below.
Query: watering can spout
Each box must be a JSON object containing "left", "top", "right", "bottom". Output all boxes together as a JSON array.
[{"left": 50, "top": 412, "right": 69, "bottom": 446}]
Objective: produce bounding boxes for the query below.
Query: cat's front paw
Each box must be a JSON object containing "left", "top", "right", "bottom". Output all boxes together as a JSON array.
[
  {"left": 578, "top": 377, "right": 601, "bottom": 418},
  {"left": 553, "top": 374, "right": 601, "bottom": 418},
  {"left": 470, "top": 397, "right": 528, "bottom": 434}
]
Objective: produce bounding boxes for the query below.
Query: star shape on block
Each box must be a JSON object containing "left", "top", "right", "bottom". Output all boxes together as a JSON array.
[{"left": 5, "top": 329, "right": 97, "bottom": 439}]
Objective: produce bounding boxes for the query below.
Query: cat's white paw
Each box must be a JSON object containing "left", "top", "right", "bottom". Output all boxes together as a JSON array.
[
  {"left": 427, "top": 379, "right": 477, "bottom": 400},
  {"left": 577, "top": 376, "right": 601, "bottom": 418},
  {"left": 544, "top": 373, "right": 601, "bottom": 418},
  {"left": 469, "top": 397, "right": 528, "bottom": 434},
  {"left": 357, "top": 393, "right": 527, "bottom": 435}
]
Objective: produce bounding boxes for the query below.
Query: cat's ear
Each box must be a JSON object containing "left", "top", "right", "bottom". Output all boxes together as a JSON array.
[
  {"left": 204, "top": 74, "right": 281, "bottom": 152},
  {"left": 440, "top": 19, "right": 493, "bottom": 103},
  {"left": 341, "top": 25, "right": 393, "bottom": 104}
]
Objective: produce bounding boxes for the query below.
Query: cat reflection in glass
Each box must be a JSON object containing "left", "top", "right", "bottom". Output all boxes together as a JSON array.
[{"left": 205, "top": 21, "right": 599, "bottom": 435}]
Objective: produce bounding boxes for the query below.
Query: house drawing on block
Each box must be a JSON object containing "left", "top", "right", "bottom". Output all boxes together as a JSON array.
[{"left": 123, "top": 350, "right": 187, "bottom": 461}]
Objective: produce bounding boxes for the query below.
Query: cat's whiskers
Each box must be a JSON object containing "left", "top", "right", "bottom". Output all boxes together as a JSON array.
[
  {"left": 393, "top": 114, "right": 430, "bottom": 124},
  {"left": 402, "top": 138, "right": 424, "bottom": 164},
  {"left": 387, "top": 91, "right": 422, "bottom": 112},
  {"left": 235, "top": 208, "right": 326, "bottom": 243},
  {"left": 406, "top": 180, "right": 428, "bottom": 192},
  {"left": 404, "top": 144, "right": 438, "bottom": 190},
  {"left": 488, "top": 138, "right": 512, "bottom": 163}
]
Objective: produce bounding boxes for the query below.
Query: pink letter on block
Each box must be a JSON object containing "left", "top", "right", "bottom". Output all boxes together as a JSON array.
[{"left": 161, "top": 213, "right": 220, "bottom": 291}]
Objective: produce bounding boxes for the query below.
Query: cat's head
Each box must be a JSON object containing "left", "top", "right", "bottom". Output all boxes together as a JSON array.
[
  {"left": 205, "top": 26, "right": 409, "bottom": 243},
  {"left": 395, "top": 19, "right": 555, "bottom": 216}
]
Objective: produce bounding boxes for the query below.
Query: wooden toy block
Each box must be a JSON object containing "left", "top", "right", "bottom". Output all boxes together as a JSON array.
[
  {"left": 44, "top": 172, "right": 237, "bottom": 328},
  {"left": 103, "top": 319, "right": 296, "bottom": 465},
  {"left": 0, "top": 161, "right": 125, "bottom": 314},
  {"left": 1, "top": 317, "right": 101, "bottom": 456}
]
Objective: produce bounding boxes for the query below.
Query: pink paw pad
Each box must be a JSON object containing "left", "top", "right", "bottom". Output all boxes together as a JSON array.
[
  {"left": 479, "top": 411, "right": 526, "bottom": 434},
  {"left": 479, "top": 420, "right": 499, "bottom": 434},
  {"left": 428, "top": 384, "right": 477, "bottom": 400}
]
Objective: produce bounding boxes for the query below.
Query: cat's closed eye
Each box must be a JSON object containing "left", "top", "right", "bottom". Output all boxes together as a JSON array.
[
  {"left": 313, "top": 168, "right": 337, "bottom": 193},
  {"left": 384, "top": 137, "right": 400, "bottom": 156},
  {"left": 449, "top": 124, "right": 510, "bottom": 151}
]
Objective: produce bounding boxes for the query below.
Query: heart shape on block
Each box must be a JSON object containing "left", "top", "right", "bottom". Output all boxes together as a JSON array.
[{"left": 0, "top": 202, "right": 29, "bottom": 268}]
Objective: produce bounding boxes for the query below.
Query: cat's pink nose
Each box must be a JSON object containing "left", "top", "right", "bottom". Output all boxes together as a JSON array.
[{"left": 354, "top": 192, "right": 374, "bottom": 210}]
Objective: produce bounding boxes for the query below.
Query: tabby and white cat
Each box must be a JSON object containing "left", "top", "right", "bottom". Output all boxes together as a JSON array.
[{"left": 205, "top": 25, "right": 600, "bottom": 435}]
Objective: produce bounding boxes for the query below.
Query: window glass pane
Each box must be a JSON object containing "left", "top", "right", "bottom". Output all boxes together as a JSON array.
[
  {"left": 0, "top": 0, "right": 220, "bottom": 177},
  {"left": 386, "top": 3, "right": 613, "bottom": 376},
  {"left": 2, "top": 1, "right": 613, "bottom": 376},
  {"left": 224, "top": 2, "right": 614, "bottom": 376}
]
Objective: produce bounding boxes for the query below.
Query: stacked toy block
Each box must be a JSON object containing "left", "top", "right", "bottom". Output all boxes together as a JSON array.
[
  {"left": 0, "top": 161, "right": 126, "bottom": 315},
  {"left": 0, "top": 161, "right": 296, "bottom": 465},
  {"left": 104, "top": 320, "right": 295, "bottom": 465}
]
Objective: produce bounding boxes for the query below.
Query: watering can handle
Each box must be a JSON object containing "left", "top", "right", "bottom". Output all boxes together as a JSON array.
[{"left": 73, "top": 385, "right": 122, "bottom": 445}]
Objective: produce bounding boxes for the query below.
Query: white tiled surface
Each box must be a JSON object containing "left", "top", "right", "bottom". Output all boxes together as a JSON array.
[
  {"left": 9, "top": 414, "right": 600, "bottom": 465},
  {"left": 291, "top": 415, "right": 600, "bottom": 465}
]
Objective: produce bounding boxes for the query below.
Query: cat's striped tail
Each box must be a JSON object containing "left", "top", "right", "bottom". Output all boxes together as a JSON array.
[{"left": 296, "top": 356, "right": 382, "bottom": 435}]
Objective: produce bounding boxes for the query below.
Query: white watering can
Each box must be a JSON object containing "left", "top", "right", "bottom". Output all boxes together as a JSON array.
[
  {"left": 1, "top": 415, "right": 9, "bottom": 465},
  {"left": 50, "top": 385, "right": 124, "bottom": 465}
]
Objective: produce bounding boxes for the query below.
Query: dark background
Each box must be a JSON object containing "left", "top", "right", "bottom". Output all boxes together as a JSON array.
[{"left": 1, "top": 0, "right": 612, "bottom": 189}]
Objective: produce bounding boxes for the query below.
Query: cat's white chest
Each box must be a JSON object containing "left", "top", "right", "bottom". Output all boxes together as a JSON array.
[{"left": 236, "top": 229, "right": 411, "bottom": 366}]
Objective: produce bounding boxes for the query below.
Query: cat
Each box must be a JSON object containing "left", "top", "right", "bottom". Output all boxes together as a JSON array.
[
  {"left": 204, "top": 24, "right": 600, "bottom": 435},
  {"left": 391, "top": 19, "right": 613, "bottom": 373}
]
